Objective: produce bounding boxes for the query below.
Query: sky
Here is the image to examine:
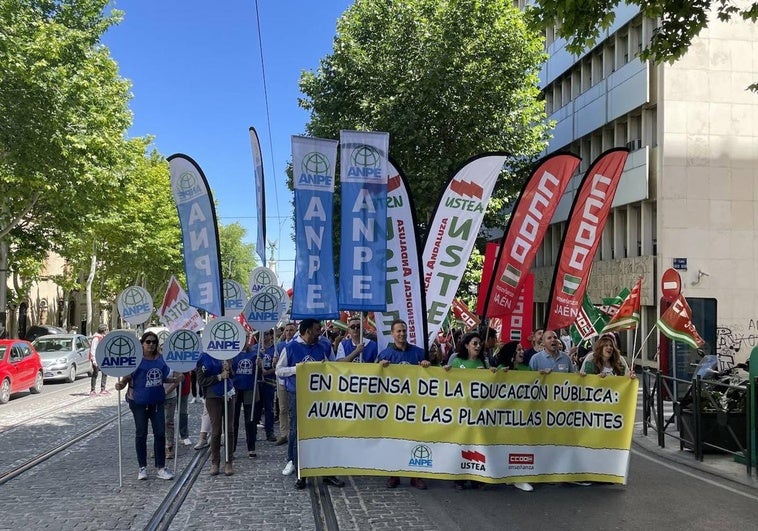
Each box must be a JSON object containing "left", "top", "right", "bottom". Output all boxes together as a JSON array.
[{"left": 102, "top": 0, "right": 354, "bottom": 290}]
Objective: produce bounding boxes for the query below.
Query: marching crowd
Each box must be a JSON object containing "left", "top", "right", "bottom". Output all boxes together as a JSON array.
[{"left": 114, "top": 317, "right": 634, "bottom": 492}]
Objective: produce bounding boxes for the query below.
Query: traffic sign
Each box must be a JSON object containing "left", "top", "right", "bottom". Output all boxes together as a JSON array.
[{"left": 661, "top": 268, "right": 682, "bottom": 302}]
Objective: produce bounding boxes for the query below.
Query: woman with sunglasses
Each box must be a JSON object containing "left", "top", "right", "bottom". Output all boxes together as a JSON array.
[{"left": 114, "top": 331, "right": 175, "bottom": 481}]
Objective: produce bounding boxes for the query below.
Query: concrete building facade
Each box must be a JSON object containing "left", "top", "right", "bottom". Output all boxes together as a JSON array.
[{"left": 527, "top": 2, "right": 758, "bottom": 366}]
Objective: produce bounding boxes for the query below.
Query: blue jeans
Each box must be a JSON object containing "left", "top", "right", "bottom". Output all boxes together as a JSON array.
[
  {"left": 287, "top": 391, "right": 298, "bottom": 466},
  {"left": 253, "top": 382, "right": 276, "bottom": 438},
  {"left": 128, "top": 400, "right": 166, "bottom": 469}
]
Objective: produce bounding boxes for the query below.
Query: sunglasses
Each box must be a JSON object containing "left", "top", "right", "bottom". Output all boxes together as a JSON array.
[
  {"left": 349, "top": 325, "right": 360, "bottom": 330},
  {"left": 144, "top": 339, "right": 157, "bottom": 345}
]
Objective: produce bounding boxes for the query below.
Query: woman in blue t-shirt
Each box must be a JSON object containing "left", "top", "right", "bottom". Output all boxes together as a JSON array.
[{"left": 115, "top": 331, "right": 174, "bottom": 481}]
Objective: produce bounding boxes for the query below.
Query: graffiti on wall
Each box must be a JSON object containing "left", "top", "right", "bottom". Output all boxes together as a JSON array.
[{"left": 716, "top": 321, "right": 758, "bottom": 358}]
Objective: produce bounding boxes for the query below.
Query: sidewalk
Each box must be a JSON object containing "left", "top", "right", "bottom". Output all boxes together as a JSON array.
[{"left": 633, "top": 425, "right": 758, "bottom": 490}]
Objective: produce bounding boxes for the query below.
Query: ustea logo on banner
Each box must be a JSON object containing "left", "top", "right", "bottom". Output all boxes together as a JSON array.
[
  {"left": 172, "top": 170, "right": 205, "bottom": 203},
  {"left": 298, "top": 151, "right": 333, "bottom": 189},
  {"left": 344, "top": 144, "right": 382, "bottom": 182},
  {"left": 460, "top": 450, "right": 486, "bottom": 471},
  {"left": 408, "top": 444, "right": 433, "bottom": 468}
]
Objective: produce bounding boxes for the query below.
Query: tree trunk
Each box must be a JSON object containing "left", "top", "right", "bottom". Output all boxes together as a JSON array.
[
  {"left": 0, "top": 240, "right": 7, "bottom": 333},
  {"left": 86, "top": 251, "right": 96, "bottom": 335}
]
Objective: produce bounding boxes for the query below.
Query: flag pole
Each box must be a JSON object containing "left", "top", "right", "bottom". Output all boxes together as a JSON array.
[{"left": 631, "top": 326, "right": 657, "bottom": 368}]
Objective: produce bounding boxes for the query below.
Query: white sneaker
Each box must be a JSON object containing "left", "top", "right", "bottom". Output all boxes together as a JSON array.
[
  {"left": 189, "top": 397, "right": 196, "bottom": 404},
  {"left": 513, "top": 482, "right": 533, "bottom": 492},
  {"left": 181, "top": 438, "right": 192, "bottom": 446},
  {"left": 198, "top": 397, "right": 205, "bottom": 403},
  {"left": 156, "top": 468, "right": 174, "bottom": 480},
  {"left": 138, "top": 467, "right": 148, "bottom": 480},
  {"left": 282, "top": 460, "right": 295, "bottom": 476}
]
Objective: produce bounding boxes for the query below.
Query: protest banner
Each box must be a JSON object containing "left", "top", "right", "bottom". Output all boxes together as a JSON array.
[{"left": 297, "top": 363, "right": 637, "bottom": 484}]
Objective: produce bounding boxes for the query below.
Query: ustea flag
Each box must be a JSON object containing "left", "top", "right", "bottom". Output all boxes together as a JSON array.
[
  {"left": 291, "top": 136, "right": 339, "bottom": 320},
  {"left": 545, "top": 149, "right": 629, "bottom": 330},
  {"left": 168, "top": 154, "right": 224, "bottom": 317},
  {"left": 338, "top": 130, "right": 389, "bottom": 311},
  {"left": 423, "top": 153, "right": 507, "bottom": 347}
]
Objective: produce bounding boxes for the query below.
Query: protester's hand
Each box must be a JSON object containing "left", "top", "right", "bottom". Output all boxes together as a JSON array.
[
  {"left": 539, "top": 368, "right": 552, "bottom": 375},
  {"left": 443, "top": 365, "right": 451, "bottom": 372},
  {"left": 629, "top": 372, "right": 637, "bottom": 379},
  {"left": 579, "top": 371, "right": 586, "bottom": 377},
  {"left": 354, "top": 344, "right": 364, "bottom": 354},
  {"left": 419, "top": 360, "right": 431, "bottom": 368},
  {"left": 490, "top": 367, "right": 497, "bottom": 373},
  {"left": 599, "top": 372, "right": 607, "bottom": 378},
  {"left": 218, "top": 369, "right": 230, "bottom": 380},
  {"left": 379, "top": 360, "right": 390, "bottom": 368},
  {"left": 500, "top": 367, "right": 509, "bottom": 373},
  {"left": 115, "top": 380, "right": 125, "bottom": 391}
]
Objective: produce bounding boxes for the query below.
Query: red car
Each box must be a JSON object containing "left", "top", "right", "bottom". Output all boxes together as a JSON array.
[{"left": 0, "top": 339, "right": 44, "bottom": 404}]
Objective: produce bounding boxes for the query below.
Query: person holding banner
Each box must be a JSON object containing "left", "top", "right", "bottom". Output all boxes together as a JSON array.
[
  {"left": 336, "top": 316, "right": 378, "bottom": 363},
  {"left": 113, "top": 331, "right": 175, "bottom": 481},
  {"left": 273, "top": 322, "right": 296, "bottom": 446},
  {"left": 528, "top": 330, "right": 575, "bottom": 374},
  {"left": 197, "top": 353, "right": 236, "bottom": 476},
  {"left": 522, "top": 329, "right": 544, "bottom": 365},
  {"left": 579, "top": 335, "right": 633, "bottom": 378},
  {"left": 378, "top": 319, "right": 430, "bottom": 490},
  {"left": 444, "top": 332, "right": 488, "bottom": 370},
  {"left": 493, "top": 341, "right": 529, "bottom": 371},
  {"left": 252, "top": 329, "right": 278, "bottom": 443},
  {"left": 275, "top": 318, "right": 340, "bottom": 490},
  {"left": 231, "top": 335, "right": 258, "bottom": 459}
]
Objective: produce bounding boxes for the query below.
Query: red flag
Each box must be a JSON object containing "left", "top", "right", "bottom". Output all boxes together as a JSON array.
[
  {"left": 452, "top": 299, "right": 480, "bottom": 331},
  {"left": 602, "top": 278, "right": 642, "bottom": 333},
  {"left": 657, "top": 294, "right": 705, "bottom": 349},
  {"left": 484, "top": 153, "right": 581, "bottom": 317},
  {"left": 545, "top": 149, "right": 629, "bottom": 330}
]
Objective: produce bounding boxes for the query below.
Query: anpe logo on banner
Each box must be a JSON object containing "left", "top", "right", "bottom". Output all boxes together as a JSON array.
[
  {"left": 174, "top": 170, "right": 203, "bottom": 202},
  {"left": 348, "top": 145, "right": 382, "bottom": 179},
  {"left": 299, "top": 151, "right": 332, "bottom": 187},
  {"left": 409, "top": 445, "right": 433, "bottom": 468},
  {"left": 95, "top": 331, "right": 142, "bottom": 377},
  {"left": 223, "top": 280, "right": 246, "bottom": 310},
  {"left": 202, "top": 317, "right": 245, "bottom": 361},
  {"left": 460, "top": 450, "right": 486, "bottom": 471},
  {"left": 117, "top": 286, "right": 153, "bottom": 325},
  {"left": 508, "top": 453, "right": 535, "bottom": 470},
  {"left": 163, "top": 329, "right": 201, "bottom": 372}
]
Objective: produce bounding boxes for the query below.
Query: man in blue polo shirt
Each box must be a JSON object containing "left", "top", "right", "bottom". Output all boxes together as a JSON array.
[
  {"left": 336, "top": 315, "right": 378, "bottom": 363},
  {"left": 528, "top": 329, "right": 575, "bottom": 374},
  {"left": 378, "top": 318, "right": 430, "bottom": 490}
]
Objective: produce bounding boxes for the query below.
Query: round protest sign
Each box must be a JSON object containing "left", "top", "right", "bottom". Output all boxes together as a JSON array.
[
  {"left": 223, "top": 279, "right": 247, "bottom": 314},
  {"left": 117, "top": 286, "right": 154, "bottom": 325},
  {"left": 244, "top": 285, "right": 287, "bottom": 330},
  {"left": 95, "top": 330, "right": 142, "bottom": 377},
  {"left": 249, "top": 266, "right": 278, "bottom": 295},
  {"left": 202, "top": 316, "right": 246, "bottom": 360},
  {"left": 163, "top": 329, "right": 202, "bottom": 372}
]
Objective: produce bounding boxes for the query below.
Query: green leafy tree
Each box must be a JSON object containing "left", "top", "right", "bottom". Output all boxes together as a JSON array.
[
  {"left": 218, "top": 222, "right": 258, "bottom": 288},
  {"left": 0, "top": 0, "right": 133, "bottom": 326},
  {"left": 529, "top": 0, "right": 758, "bottom": 91},
  {"left": 299, "top": 0, "right": 550, "bottom": 227}
]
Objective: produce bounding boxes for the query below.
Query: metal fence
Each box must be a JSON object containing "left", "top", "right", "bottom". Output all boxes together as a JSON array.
[{"left": 641, "top": 369, "right": 755, "bottom": 475}]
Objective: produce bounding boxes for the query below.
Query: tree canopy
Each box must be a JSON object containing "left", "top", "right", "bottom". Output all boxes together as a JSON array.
[
  {"left": 218, "top": 222, "right": 258, "bottom": 288},
  {"left": 299, "top": 0, "right": 550, "bottom": 226},
  {"left": 529, "top": 0, "right": 758, "bottom": 91}
]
